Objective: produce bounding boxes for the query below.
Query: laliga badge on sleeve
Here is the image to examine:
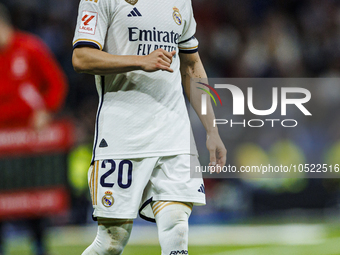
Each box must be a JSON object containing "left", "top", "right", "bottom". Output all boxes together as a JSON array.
[
  {"left": 102, "top": 191, "right": 114, "bottom": 207},
  {"left": 125, "top": 0, "right": 138, "bottom": 5},
  {"left": 79, "top": 10, "right": 98, "bottom": 35}
]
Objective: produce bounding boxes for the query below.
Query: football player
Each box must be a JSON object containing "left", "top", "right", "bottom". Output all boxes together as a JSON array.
[{"left": 72, "top": 0, "right": 226, "bottom": 254}]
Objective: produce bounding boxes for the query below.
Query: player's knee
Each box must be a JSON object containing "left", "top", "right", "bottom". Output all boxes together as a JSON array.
[
  {"left": 93, "top": 234, "right": 124, "bottom": 255},
  {"left": 103, "top": 243, "right": 124, "bottom": 255},
  {"left": 83, "top": 237, "right": 124, "bottom": 255},
  {"left": 89, "top": 220, "right": 132, "bottom": 255},
  {"left": 102, "top": 230, "right": 130, "bottom": 255},
  {"left": 173, "top": 213, "right": 188, "bottom": 233},
  {"left": 172, "top": 219, "right": 188, "bottom": 242},
  {"left": 160, "top": 208, "right": 189, "bottom": 236}
]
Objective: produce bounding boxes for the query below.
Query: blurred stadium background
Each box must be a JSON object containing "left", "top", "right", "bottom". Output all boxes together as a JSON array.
[{"left": 1, "top": 0, "right": 340, "bottom": 254}]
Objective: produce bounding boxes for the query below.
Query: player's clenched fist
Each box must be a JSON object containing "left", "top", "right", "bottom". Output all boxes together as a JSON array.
[{"left": 140, "top": 48, "right": 176, "bottom": 73}]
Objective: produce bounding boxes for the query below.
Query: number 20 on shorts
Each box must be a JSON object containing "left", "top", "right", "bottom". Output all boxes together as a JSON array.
[{"left": 100, "top": 159, "right": 133, "bottom": 189}]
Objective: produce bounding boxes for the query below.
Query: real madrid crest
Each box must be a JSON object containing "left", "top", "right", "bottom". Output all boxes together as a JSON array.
[
  {"left": 125, "top": 0, "right": 138, "bottom": 5},
  {"left": 173, "top": 7, "right": 182, "bottom": 26},
  {"left": 102, "top": 191, "right": 114, "bottom": 207}
]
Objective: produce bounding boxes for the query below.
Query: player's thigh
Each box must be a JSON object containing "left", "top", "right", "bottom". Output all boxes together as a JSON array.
[
  {"left": 149, "top": 154, "right": 205, "bottom": 205},
  {"left": 138, "top": 155, "right": 206, "bottom": 222},
  {"left": 88, "top": 158, "right": 158, "bottom": 219}
]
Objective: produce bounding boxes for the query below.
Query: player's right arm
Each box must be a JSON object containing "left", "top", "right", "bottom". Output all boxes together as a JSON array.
[
  {"left": 72, "top": 47, "right": 175, "bottom": 75},
  {"left": 72, "top": 0, "right": 175, "bottom": 75}
]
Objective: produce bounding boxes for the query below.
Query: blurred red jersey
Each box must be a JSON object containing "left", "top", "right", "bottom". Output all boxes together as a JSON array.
[{"left": 0, "top": 31, "right": 67, "bottom": 128}]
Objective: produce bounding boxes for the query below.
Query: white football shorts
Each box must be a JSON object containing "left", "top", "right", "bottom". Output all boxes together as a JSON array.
[{"left": 88, "top": 155, "right": 206, "bottom": 222}]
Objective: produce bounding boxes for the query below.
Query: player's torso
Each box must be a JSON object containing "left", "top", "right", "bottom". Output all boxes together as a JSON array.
[
  {"left": 105, "top": 0, "right": 187, "bottom": 56},
  {"left": 77, "top": 0, "right": 195, "bottom": 159}
]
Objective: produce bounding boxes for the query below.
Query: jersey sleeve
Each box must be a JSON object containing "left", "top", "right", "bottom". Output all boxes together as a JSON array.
[
  {"left": 178, "top": 1, "right": 199, "bottom": 54},
  {"left": 72, "top": 0, "right": 113, "bottom": 50}
]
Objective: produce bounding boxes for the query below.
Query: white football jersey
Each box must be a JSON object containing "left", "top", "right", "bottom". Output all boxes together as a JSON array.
[{"left": 73, "top": 0, "right": 199, "bottom": 161}]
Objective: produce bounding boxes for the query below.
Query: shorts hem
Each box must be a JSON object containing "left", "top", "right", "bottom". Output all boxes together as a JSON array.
[
  {"left": 151, "top": 195, "right": 206, "bottom": 206},
  {"left": 93, "top": 210, "right": 137, "bottom": 219}
]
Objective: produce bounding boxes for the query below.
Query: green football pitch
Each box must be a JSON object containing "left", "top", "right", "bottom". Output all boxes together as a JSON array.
[
  {"left": 5, "top": 223, "right": 340, "bottom": 255},
  {"left": 7, "top": 243, "right": 340, "bottom": 255}
]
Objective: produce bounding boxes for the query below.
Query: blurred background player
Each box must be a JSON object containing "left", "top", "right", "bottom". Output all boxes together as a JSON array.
[
  {"left": 0, "top": 3, "right": 67, "bottom": 255},
  {"left": 0, "top": 3, "right": 67, "bottom": 130}
]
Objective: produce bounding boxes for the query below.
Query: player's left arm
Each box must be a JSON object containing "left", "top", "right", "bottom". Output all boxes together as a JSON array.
[{"left": 180, "top": 52, "right": 227, "bottom": 168}]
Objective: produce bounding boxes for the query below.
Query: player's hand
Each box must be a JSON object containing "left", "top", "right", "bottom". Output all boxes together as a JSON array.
[
  {"left": 140, "top": 49, "right": 176, "bottom": 73},
  {"left": 206, "top": 132, "right": 227, "bottom": 173}
]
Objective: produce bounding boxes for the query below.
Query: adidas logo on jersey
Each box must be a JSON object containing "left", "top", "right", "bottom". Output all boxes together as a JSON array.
[
  {"left": 127, "top": 7, "right": 142, "bottom": 17},
  {"left": 198, "top": 184, "right": 205, "bottom": 194}
]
